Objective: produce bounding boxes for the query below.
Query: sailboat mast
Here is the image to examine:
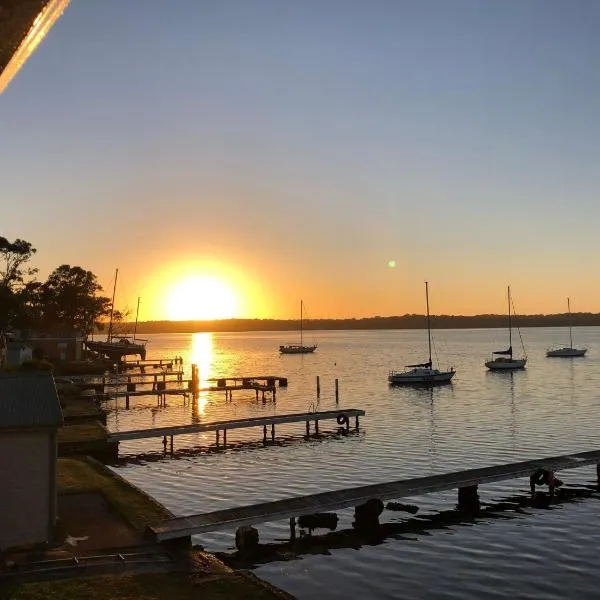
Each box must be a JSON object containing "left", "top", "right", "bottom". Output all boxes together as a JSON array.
[
  {"left": 567, "top": 297, "right": 573, "bottom": 349},
  {"left": 425, "top": 281, "right": 432, "bottom": 365},
  {"left": 133, "top": 297, "right": 140, "bottom": 343},
  {"left": 107, "top": 268, "right": 118, "bottom": 342},
  {"left": 507, "top": 285, "right": 512, "bottom": 355},
  {"left": 300, "top": 300, "right": 303, "bottom": 346}
]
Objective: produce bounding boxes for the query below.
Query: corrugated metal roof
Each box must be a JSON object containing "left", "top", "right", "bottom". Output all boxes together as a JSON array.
[{"left": 0, "top": 373, "right": 63, "bottom": 429}]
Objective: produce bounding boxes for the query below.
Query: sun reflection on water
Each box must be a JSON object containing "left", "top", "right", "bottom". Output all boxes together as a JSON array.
[{"left": 189, "top": 332, "right": 214, "bottom": 418}]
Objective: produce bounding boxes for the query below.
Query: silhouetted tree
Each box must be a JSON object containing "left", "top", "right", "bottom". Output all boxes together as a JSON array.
[
  {"left": 36, "top": 265, "right": 111, "bottom": 335},
  {"left": 0, "top": 237, "right": 37, "bottom": 329}
]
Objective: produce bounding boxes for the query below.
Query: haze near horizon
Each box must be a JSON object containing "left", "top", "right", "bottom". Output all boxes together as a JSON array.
[{"left": 2, "top": 0, "right": 599, "bottom": 321}]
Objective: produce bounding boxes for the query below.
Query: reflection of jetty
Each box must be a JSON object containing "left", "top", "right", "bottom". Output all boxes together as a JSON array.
[
  {"left": 108, "top": 408, "right": 365, "bottom": 453},
  {"left": 148, "top": 448, "right": 600, "bottom": 542}
]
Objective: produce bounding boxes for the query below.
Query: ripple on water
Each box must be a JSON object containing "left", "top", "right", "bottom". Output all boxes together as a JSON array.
[{"left": 111, "top": 330, "right": 600, "bottom": 599}]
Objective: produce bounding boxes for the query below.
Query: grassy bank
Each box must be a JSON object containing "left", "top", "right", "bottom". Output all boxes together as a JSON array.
[{"left": 11, "top": 458, "right": 294, "bottom": 600}]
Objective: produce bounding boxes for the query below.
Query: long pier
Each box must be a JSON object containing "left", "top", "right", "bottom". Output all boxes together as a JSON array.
[
  {"left": 108, "top": 408, "right": 365, "bottom": 452},
  {"left": 148, "top": 449, "right": 600, "bottom": 541}
]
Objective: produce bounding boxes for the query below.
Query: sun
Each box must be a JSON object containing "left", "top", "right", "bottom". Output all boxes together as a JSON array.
[{"left": 165, "top": 276, "right": 238, "bottom": 320}]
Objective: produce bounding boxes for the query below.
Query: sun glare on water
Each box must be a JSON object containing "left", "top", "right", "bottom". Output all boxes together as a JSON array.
[{"left": 166, "top": 276, "right": 238, "bottom": 321}]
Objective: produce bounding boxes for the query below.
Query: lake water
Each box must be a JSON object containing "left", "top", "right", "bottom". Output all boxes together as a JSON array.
[{"left": 109, "top": 328, "right": 600, "bottom": 599}]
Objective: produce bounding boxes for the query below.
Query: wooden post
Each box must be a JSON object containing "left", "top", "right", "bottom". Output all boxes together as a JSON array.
[
  {"left": 306, "top": 421, "right": 310, "bottom": 437},
  {"left": 273, "top": 387, "right": 276, "bottom": 403},
  {"left": 355, "top": 415, "right": 360, "bottom": 430},
  {"left": 263, "top": 425, "right": 267, "bottom": 443},
  {"left": 335, "top": 379, "right": 339, "bottom": 404},
  {"left": 316, "top": 376, "right": 321, "bottom": 398},
  {"left": 271, "top": 423, "right": 275, "bottom": 442},
  {"left": 125, "top": 395, "right": 130, "bottom": 410},
  {"left": 223, "top": 429, "right": 227, "bottom": 448},
  {"left": 170, "top": 435, "right": 174, "bottom": 454},
  {"left": 597, "top": 464, "right": 600, "bottom": 488},
  {"left": 289, "top": 517, "right": 296, "bottom": 542},
  {"left": 315, "top": 420, "right": 319, "bottom": 436},
  {"left": 162, "top": 436, "right": 167, "bottom": 452},
  {"left": 216, "top": 430, "right": 220, "bottom": 448}
]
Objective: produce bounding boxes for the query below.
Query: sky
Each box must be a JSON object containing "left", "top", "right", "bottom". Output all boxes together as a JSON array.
[{"left": 2, "top": 0, "right": 600, "bottom": 321}]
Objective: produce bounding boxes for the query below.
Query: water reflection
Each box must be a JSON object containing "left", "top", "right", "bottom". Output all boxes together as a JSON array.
[{"left": 189, "top": 332, "right": 214, "bottom": 420}]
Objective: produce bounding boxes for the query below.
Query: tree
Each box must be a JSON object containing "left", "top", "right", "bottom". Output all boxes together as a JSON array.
[
  {"left": 0, "top": 237, "right": 37, "bottom": 288},
  {"left": 37, "top": 265, "right": 111, "bottom": 335},
  {"left": 0, "top": 236, "right": 37, "bottom": 329}
]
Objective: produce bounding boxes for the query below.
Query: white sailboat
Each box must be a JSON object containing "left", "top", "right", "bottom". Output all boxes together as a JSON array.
[
  {"left": 485, "top": 286, "right": 527, "bottom": 370},
  {"left": 546, "top": 298, "right": 587, "bottom": 357},
  {"left": 388, "top": 281, "right": 455, "bottom": 385},
  {"left": 279, "top": 300, "right": 317, "bottom": 354},
  {"left": 85, "top": 270, "right": 147, "bottom": 361}
]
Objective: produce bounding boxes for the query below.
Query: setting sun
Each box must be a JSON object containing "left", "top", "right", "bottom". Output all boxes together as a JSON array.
[{"left": 165, "top": 276, "right": 238, "bottom": 321}]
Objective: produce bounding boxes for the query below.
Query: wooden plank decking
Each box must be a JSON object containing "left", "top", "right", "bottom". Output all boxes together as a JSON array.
[
  {"left": 149, "top": 449, "right": 600, "bottom": 541},
  {"left": 108, "top": 408, "right": 365, "bottom": 442}
]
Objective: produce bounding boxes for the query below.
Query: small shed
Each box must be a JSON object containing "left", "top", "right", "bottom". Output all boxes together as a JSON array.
[{"left": 0, "top": 373, "right": 63, "bottom": 550}]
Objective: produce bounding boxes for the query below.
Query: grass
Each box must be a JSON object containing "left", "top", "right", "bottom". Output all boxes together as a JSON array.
[
  {"left": 57, "top": 457, "right": 173, "bottom": 531},
  {"left": 10, "top": 459, "right": 293, "bottom": 600},
  {"left": 9, "top": 572, "right": 292, "bottom": 600},
  {"left": 57, "top": 422, "right": 107, "bottom": 445}
]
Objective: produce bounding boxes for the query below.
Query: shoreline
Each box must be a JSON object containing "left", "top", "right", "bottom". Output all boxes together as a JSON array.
[{"left": 8, "top": 456, "right": 295, "bottom": 600}]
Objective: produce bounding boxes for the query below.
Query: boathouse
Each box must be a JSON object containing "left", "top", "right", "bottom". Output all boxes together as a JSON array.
[{"left": 0, "top": 373, "right": 63, "bottom": 550}]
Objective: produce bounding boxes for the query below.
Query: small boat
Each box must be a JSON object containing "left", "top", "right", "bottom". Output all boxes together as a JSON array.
[
  {"left": 485, "top": 286, "right": 527, "bottom": 370},
  {"left": 546, "top": 298, "right": 587, "bottom": 357},
  {"left": 85, "top": 271, "right": 147, "bottom": 361},
  {"left": 279, "top": 300, "right": 317, "bottom": 354},
  {"left": 388, "top": 281, "right": 455, "bottom": 385}
]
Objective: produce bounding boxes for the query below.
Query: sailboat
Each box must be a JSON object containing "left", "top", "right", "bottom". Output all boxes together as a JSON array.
[
  {"left": 388, "top": 281, "right": 455, "bottom": 385},
  {"left": 279, "top": 300, "right": 317, "bottom": 354},
  {"left": 546, "top": 298, "right": 587, "bottom": 357},
  {"left": 85, "top": 270, "right": 147, "bottom": 361},
  {"left": 485, "top": 286, "right": 527, "bottom": 370}
]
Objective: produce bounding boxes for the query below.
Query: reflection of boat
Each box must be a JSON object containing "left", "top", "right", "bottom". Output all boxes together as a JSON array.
[
  {"left": 279, "top": 300, "right": 317, "bottom": 354},
  {"left": 84, "top": 271, "right": 146, "bottom": 361},
  {"left": 485, "top": 286, "right": 527, "bottom": 370},
  {"left": 546, "top": 298, "right": 587, "bottom": 357},
  {"left": 388, "top": 282, "right": 455, "bottom": 385}
]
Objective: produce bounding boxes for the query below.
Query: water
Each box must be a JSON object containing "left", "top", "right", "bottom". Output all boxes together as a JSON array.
[{"left": 109, "top": 328, "right": 600, "bottom": 599}]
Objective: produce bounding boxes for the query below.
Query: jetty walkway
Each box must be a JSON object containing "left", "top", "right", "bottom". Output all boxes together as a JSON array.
[
  {"left": 149, "top": 449, "right": 600, "bottom": 541},
  {"left": 109, "top": 408, "right": 365, "bottom": 452}
]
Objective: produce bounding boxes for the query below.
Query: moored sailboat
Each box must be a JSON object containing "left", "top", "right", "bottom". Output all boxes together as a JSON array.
[
  {"left": 546, "top": 298, "right": 587, "bottom": 357},
  {"left": 485, "top": 286, "right": 527, "bottom": 370},
  {"left": 279, "top": 300, "right": 317, "bottom": 354},
  {"left": 85, "top": 270, "right": 147, "bottom": 361},
  {"left": 388, "top": 282, "right": 455, "bottom": 385}
]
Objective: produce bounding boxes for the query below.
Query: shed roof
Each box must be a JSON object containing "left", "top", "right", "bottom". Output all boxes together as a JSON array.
[{"left": 0, "top": 372, "right": 63, "bottom": 429}]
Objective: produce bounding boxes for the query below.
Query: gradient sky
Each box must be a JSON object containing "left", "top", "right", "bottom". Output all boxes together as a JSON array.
[{"left": 2, "top": 0, "right": 600, "bottom": 320}]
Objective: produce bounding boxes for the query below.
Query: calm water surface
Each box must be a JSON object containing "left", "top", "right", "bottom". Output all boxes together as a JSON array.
[{"left": 109, "top": 328, "right": 600, "bottom": 599}]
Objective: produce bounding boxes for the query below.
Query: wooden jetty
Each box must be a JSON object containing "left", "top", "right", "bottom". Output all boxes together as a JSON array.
[
  {"left": 108, "top": 408, "right": 365, "bottom": 453},
  {"left": 119, "top": 357, "right": 183, "bottom": 371},
  {"left": 98, "top": 366, "right": 285, "bottom": 405},
  {"left": 148, "top": 448, "right": 600, "bottom": 541}
]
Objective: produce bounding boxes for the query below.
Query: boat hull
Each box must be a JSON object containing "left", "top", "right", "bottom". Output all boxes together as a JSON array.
[
  {"left": 388, "top": 367, "right": 455, "bottom": 385},
  {"left": 546, "top": 347, "right": 587, "bottom": 357},
  {"left": 279, "top": 345, "right": 317, "bottom": 354},
  {"left": 85, "top": 340, "right": 146, "bottom": 361},
  {"left": 485, "top": 357, "right": 527, "bottom": 370}
]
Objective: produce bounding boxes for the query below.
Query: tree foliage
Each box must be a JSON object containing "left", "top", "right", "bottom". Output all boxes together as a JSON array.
[
  {"left": 0, "top": 237, "right": 37, "bottom": 329},
  {"left": 35, "top": 265, "right": 111, "bottom": 335},
  {"left": 0, "top": 237, "right": 37, "bottom": 289}
]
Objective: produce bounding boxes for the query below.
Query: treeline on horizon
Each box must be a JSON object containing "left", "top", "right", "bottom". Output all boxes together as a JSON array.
[{"left": 117, "top": 313, "right": 600, "bottom": 334}]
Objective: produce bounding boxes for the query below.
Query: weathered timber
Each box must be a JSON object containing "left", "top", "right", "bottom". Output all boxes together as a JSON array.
[
  {"left": 149, "top": 449, "right": 600, "bottom": 541},
  {"left": 109, "top": 409, "right": 365, "bottom": 443}
]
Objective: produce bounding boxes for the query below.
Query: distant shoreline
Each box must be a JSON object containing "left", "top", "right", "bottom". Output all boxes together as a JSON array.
[{"left": 110, "top": 313, "right": 600, "bottom": 335}]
